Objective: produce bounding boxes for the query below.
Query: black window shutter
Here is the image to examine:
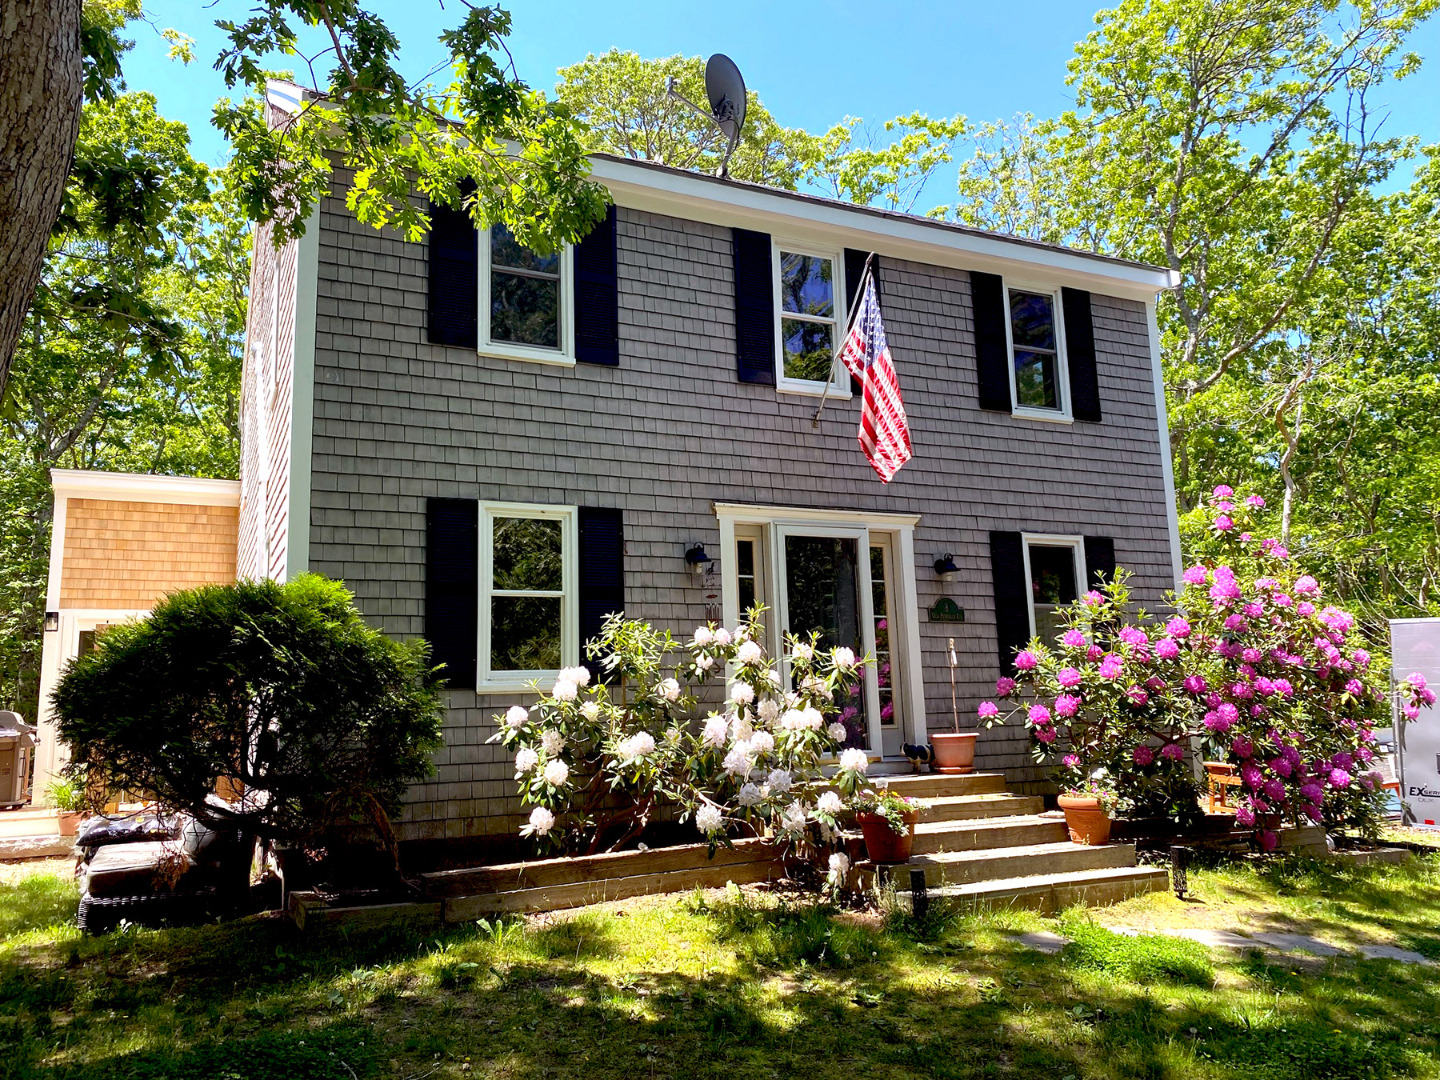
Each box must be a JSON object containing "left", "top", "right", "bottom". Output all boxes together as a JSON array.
[
  {"left": 732, "top": 228, "right": 776, "bottom": 385},
  {"left": 574, "top": 205, "right": 619, "bottom": 366},
  {"left": 426, "top": 498, "right": 479, "bottom": 688},
  {"left": 989, "top": 530, "right": 1031, "bottom": 675},
  {"left": 427, "top": 197, "right": 478, "bottom": 348},
  {"left": 972, "top": 271, "right": 1012, "bottom": 411},
  {"left": 1084, "top": 536, "right": 1117, "bottom": 592},
  {"left": 843, "top": 249, "right": 879, "bottom": 395},
  {"left": 1063, "top": 287, "right": 1101, "bottom": 421},
  {"left": 578, "top": 507, "right": 625, "bottom": 679}
]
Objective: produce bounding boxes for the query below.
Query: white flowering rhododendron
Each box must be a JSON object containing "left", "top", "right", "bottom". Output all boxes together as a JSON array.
[
  {"left": 980, "top": 486, "right": 1437, "bottom": 846},
  {"left": 489, "top": 609, "right": 871, "bottom": 855}
]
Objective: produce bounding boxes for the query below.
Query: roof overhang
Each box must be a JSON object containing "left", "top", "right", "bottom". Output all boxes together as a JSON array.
[{"left": 51, "top": 469, "right": 242, "bottom": 507}]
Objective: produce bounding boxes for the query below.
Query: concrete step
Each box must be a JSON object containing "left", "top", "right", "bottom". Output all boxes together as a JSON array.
[
  {"left": 0, "top": 809, "right": 62, "bottom": 840},
  {"left": 895, "top": 866, "right": 1171, "bottom": 914},
  {"left": 919, "top": 793, "right": 1044, "bottom": 822},
  {"left": 899, "top": 841, "right": 1139, "bottom": 887},
  {"left": 910, "top": 815, "right": 1069, "bottom": 855},
  {"left": 878, "top": 772, "right": 1010, "bottom": 799}
]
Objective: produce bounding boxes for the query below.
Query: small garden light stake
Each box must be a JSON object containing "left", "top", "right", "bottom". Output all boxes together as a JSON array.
[{"left": 1171, "top": 844, "right": 1191, "bottom": 899}]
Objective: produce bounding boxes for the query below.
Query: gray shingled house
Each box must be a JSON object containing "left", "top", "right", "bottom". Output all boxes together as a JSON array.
[{"left": 239, "top": 83, "right": 1181, "bottom": 845}]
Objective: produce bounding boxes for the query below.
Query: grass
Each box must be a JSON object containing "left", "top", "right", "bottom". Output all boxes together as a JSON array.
[{"left": 0, "top": 854, "right": 1437, "bottom": 1079}]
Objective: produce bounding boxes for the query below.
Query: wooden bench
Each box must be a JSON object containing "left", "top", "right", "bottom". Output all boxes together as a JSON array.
[{"left": 1204, "top": 761, "right": 1244, "bottom": 813}]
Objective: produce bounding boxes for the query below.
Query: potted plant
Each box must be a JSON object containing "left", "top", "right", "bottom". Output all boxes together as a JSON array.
[
  {"left": 1057, "top": 774, "right": 1118, "bottom": 845},
  {"left": 44, "top": 778, "right": 87, "bottom": 836},
  {"left": 932, "top": 637, "right": 1000, "bottom": 773},
  {"left": 852, "top": 786, "right": 921, "bottom": 863}
]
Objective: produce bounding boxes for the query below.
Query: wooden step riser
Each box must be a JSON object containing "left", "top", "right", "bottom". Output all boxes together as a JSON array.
[
  {"left": 911, "top": 820, "right": 1068, "bottom": 855},
  {"left": 921, "top": 797, "right": 1044, "bottom": 822},
  {"left": 878, "top": 773, "right": 1010, "bottom": 798},
  {"left": 896, "top": 869, "right": 1170, "bottom": 915},
  {"left": 901, "top": 843, "right": 1138, "bottom": 888}
]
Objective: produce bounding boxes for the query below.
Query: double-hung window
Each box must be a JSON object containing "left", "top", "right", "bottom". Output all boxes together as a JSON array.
[
  {"left": 478, "top": 502, "right": 578, "bottom": 689},
  {"left": 1006, "top": 286, "right": 1070, "bottom": 419},
  {"left": 774, "top": 245, "right": 848, "bottom": 395},
  {"left": 1022, "top": 534, "right": 1083, "bottom": 643},
  {"left": 480, "top": 225, "right": 575, "bottom": 365}
]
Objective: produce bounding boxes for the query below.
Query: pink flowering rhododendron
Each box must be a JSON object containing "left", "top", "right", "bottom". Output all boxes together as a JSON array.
[{"left": 981, "top": 485, "right": 1435, "bottom": 838}]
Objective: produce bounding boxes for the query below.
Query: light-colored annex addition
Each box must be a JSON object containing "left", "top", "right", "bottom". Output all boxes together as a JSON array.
[{"left": 31, "top": 470, "right": 242, "bottom": 798}]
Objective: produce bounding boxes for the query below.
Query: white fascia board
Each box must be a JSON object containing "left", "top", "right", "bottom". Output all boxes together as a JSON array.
[
  {"left": 713, "top": 502, "right": 921, "bottom": 528},
  {"left": 1145, "top": 299, "right": 1184, "bottom": 588},
  {"left": 51, "top": 469, "right": 241, "bottom": 507},
  {"left": 592, "top": 158, "right": 1177, "bottom": 302}
]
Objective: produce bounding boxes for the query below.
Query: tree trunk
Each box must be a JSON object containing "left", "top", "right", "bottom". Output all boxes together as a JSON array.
[{"left": 0, "top": 0, "right": 83, "bottom": 402}]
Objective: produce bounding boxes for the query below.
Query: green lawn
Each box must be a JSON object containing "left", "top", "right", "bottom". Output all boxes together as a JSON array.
[{"left": 0, "top": 851, "right": 1438, "bottom": 1079}]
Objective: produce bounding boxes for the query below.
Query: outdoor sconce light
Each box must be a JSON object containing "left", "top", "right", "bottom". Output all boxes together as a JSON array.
[
  {"left": 44, "top": 612, "right": 59, "bottom": 633},
  {"left": 933, "top": 554, "right": 960, "bottom": 582},
  {"left": 685, "top": 544, "right": 714, "bottom": 576}
]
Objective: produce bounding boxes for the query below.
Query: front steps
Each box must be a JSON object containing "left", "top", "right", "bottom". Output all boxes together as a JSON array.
[{"left": 865, "top": 771, "right": 1169, "bottom": 912}]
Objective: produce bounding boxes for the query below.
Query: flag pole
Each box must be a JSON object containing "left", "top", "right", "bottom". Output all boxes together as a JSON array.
[{"left": 812, "top": 253, "right": 874, "bottom": 430}]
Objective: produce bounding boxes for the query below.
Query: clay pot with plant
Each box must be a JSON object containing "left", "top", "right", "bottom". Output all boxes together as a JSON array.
[
  {"left": 1057, "top": 776, "right": 1118, "bottom": 845},
  {"left": 852, "top": 786, "right": 921, "bottom": 863},
  {"left": 933, "top": 638, "right": 1004, "bottom": 773},
  {"left": 43, "top": 778, "right": 87, "bottom": 836}
]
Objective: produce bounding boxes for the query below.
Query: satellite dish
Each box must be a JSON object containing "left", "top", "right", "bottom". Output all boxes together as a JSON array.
[
  {"left": 665, "top": 53, "right": 748, "bottom": 179},
  {"left": 705, "top": 54, "right": 747, "bottom": 149}
]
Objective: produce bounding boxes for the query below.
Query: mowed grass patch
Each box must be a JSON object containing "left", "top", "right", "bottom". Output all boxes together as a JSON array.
[{"left": 0, "top": 857, "right": 1436, "bottom": 1079}]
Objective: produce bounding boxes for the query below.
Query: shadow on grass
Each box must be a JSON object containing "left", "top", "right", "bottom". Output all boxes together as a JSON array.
[
  {"left": 0, "top": 874, "right": 79, "bottom": 938},
  {"left": 1, "top": 863, "right": 1438, "bottom": 1079}
]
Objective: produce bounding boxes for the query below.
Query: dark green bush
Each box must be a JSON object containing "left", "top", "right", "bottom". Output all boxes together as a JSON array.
[{"left": 52, "top": 574, "right": 444, "bottom": 849}]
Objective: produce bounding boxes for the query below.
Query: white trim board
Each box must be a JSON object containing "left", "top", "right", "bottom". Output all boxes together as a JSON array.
[
  {"left": 51, "top": 469, "right": 241, "bottom": 506},
  {"left": 713, "top": 502, "right": 920, "bottom": 528},
  {"left": 1146, "top": 299, "right": 1184, "bottom": 589},
  {"left": 286, "top": 210, "right": 320, "bottom": 580}
]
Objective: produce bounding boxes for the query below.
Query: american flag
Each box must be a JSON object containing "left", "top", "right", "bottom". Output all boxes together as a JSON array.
[{"left": 838, "top": 262, "right": 912, "bottom": 483}]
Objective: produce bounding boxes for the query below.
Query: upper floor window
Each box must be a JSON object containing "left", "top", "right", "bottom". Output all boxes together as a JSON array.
[
  {"left": 481, "top": 225, "right": 575, "bottom": 366},
  {"left": 774, "top": 245, "right": 848, "bottom": 396},
  {"left": 1024, "top": 535, "right": 1083, "bottom": 643},
  {"left": 1006, "top": 286, "right": 1069, "bottom": 419}
]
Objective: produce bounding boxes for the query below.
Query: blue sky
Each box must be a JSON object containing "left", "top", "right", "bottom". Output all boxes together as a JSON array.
[{"left": 127, "top": 0, "right": 1440, "bottom": 201}]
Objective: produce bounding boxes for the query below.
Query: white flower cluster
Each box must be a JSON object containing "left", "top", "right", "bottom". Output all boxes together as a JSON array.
[
  {"left": 816, "top": 790, "right": 844, "bottom": 816},
  {"left": 505, "top": 705, "right": 528, "bottom": 730},
  {"left": 832, "top": 647, "right": 857, "bottom": 670},
  {"left": 791, "top": 641, "right": 815, "bottom": 662},
  {"left": 540, "top": 729, "right": 565, "bottom": 756},
  {"left": 580, "top": 701, "right": 602, "bottom": 721},
  {"left": 730, "top": 681, "right": 755, "bottom": 706},
  {"left": 780, "top": 706, "right": 824, "bottom": 731},
  {"left": 701, "top": 713, "right": 729, "bottom": 748},
  {"left": 779, "top": 801, "right": 808, "bottom": 836},
  {"left": 827, "top": 721, "right": 848, "bottom": 742},
  {"left": 736, "top": 640, "right": 763, "bottom": 665},
  {"left": 528, "top": 806, "right": 555, "bottom": 836},
  {"left": 695, "top": 802, "right": 724, "bottom": 834},
  {"left": 543, "top": 759, "right": 569, "bottom": 786},
  {"left": 692, "top": 626, "right": 715, "bottom": 648},
  {"left": 617, "top": 731, "right": 656, "bottom": 761},
  {"left": 838, "top": 748, "right": 869, "bottom": 775},
  {"left": 828, "top": 852, "right": 850, "bottom": 878},
  {"left": 656, "top": 677, "right": 682, "bottom": 702},
  {"left": 515, "top": 747, "right": 539, "bottom": 774}
]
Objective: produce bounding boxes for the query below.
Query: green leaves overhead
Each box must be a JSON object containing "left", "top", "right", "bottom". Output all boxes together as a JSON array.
[{"left": 213, "top": 2, "right": 610, "bottom": 252}]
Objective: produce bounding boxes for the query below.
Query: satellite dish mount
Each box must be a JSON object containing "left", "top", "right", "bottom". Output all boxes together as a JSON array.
[{"left": 665, "top": 53, "right": 748, "bottom": 179}]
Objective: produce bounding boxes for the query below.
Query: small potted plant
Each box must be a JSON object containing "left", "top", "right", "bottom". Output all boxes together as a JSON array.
[
  {"left": 852, "top": 786, "right": 921, "bottom": 863},
  {"left": 932, "top": 637, "right": 999, "bottom": 773},
  {"left": 43, "top": 778, "right": 87, "bottom": 836},
  {"left": 1057, "top": 773, "right": 1118, "bottom": 846}
]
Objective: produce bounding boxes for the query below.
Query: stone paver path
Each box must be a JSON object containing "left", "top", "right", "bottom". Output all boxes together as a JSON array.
[{"left": 1014, "top": 926, "right": 1435, "bottom": 965}]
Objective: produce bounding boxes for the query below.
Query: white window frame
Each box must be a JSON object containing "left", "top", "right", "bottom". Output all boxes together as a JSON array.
[
  {"left": 1020, "top": 533, "right": 1086, "bottom": 640},
  {"left": 477, "top": 501, "right": 578, "bottom": 692},
  {"left": 1003, "top": 281, "right": 1072, "bottom": 423},
  {"left": 477, "top": 227, "right": 576, "bottom": 367},
  {"left": 714, "top": 503, "right": 923, "bottom": 758},
  {"left": 772, "top": 241, "right": 852, "bottom": 398}
]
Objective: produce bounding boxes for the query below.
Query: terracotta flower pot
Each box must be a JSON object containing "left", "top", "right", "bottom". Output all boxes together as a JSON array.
[
  {"left": 931, "top": 732, "right": 977, "bottom": 774},
  {"left": 857, "top": 810, "right": 918, "bottom": 863},
  {"left": 1057, "top": 793, "right": 1112, "bottom": 846},
  {"left": 56, "top": 811, "right": 84, "bottom": 837}
]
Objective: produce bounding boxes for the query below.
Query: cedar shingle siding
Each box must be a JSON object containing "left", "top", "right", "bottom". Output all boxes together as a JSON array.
[{"left": 303, "top": 188, "right": 1173, "bottom": 841}]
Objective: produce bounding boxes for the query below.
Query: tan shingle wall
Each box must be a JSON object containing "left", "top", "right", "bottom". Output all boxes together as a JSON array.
[{"left": 60, "top": 498, "right": 239, "bottom": 609}]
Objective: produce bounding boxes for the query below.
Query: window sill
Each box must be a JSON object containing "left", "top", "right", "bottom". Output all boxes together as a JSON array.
[
  {"left": 1010, "top": 407, "right": 1074, "bottom": 425},
  {"left": 475, "top": 673, "right": 562, "bottom": 695},
  {"left": 478, "top": 343, "right": 576, "bottom": 368},
  {"left": 776, "top": 380, "right": 854, "bottom": 401}
]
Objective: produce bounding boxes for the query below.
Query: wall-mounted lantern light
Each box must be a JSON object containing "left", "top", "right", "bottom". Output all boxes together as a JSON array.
[
  {"left": 685, "top": 544, "right": 714, "bottom": 576},
  {"left": 933, "top": 554, "right": 960, "bottom": 583},
  {"left": 44, "top": 612, "right": 60, "bottom": 633}
]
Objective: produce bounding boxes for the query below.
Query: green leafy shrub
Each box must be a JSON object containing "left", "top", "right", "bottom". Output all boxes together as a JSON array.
[
  {"left": 1059, "top": 917, "right": 1214, "bottom": 987},
  {"left": 51, "top": 575, "right": 444, "bottom": 851}
]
